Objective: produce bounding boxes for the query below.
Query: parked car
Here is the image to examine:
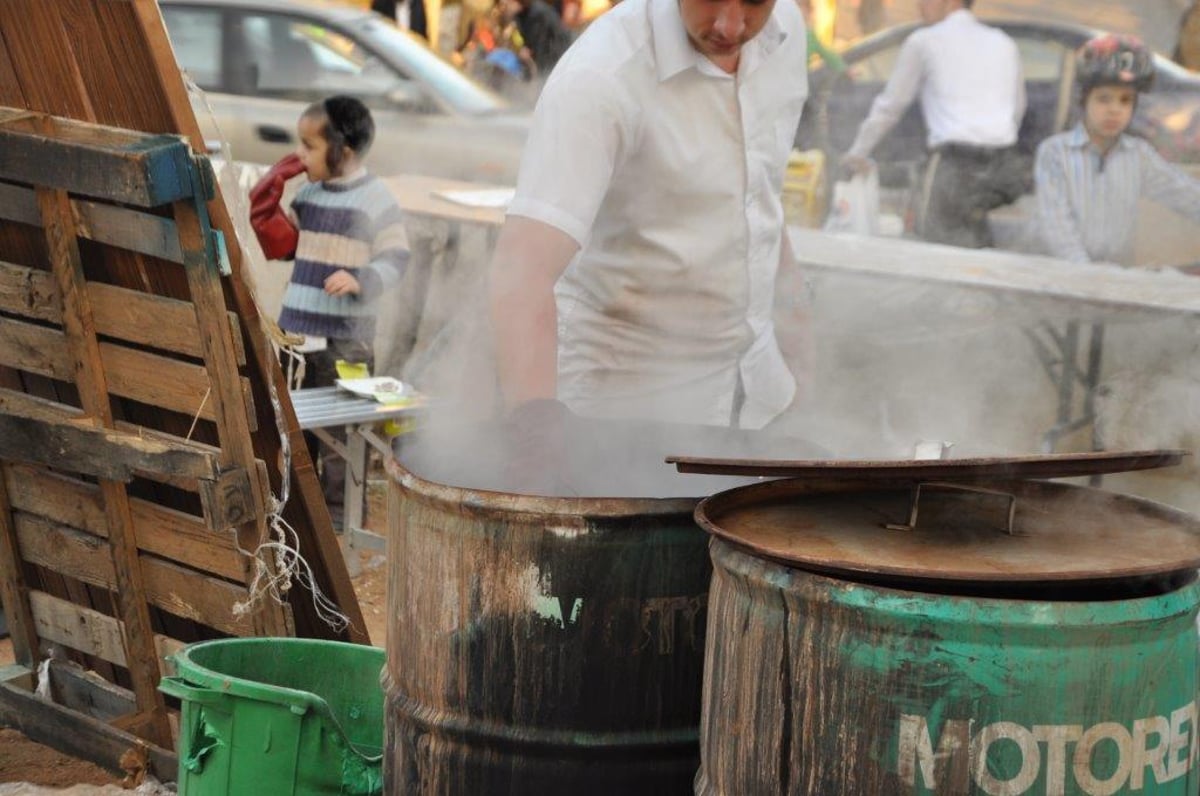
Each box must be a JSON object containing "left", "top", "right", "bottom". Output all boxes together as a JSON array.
[
  {"left": 798, "top": 19, "right": 1200, "bottom": 189},
  {"left": 159, "top": 0, "right": 530, "bottom": 181}
]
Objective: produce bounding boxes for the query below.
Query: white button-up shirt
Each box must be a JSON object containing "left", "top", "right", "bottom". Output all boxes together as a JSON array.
[
  {"left": 847, "top": 10, "right": 1025, "bottom": 158},
  {"left": 506, "top": 0, "right": 808, "bottom": 429}
]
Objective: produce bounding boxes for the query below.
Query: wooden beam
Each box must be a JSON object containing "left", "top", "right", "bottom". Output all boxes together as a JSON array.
[
  {"left": 0, "top": 676, "right": 178, "bottom": 784},
  {"left": 18, "top": 520, "right": 254, "bottom": 638},
  {"left": 48, "top": 660, "right": 140, "bottom": 722},
  {"left": 6, "top": 464, "right": 244, "bottom": 581},
  {"left": 0, "top": 259, "right": 58, "bottom": 321},
  {"left": 0, "top": 465, "right": 38, "bottom": 667},
  {"left": 0, "top": 181, "right": 185, "bottom": 263},
  {"left": 0, "top": 314, "right": 255, "bottom": 425},
  {"left": 90, "top": 281, "right": 247, "bottom": 365},
  {"left": 0, "top": 395, "right": 224, "bottom": 482},
  {"left": 175, "top": 194, "right": 289, "bottom": 636},
  {"left": 37, "top": 182, "right": 172, "bottom": 747},
  {"left": 0, "top": 113, "right": 196, "bottom": 207},
  {"left": 29, "top": 591, "right": 185, "bottom": 672}
]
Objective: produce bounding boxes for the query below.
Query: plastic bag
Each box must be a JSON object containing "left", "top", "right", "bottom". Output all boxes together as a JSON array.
[{"left": 824, "top": 170, "right": 881, "bottom": 236}]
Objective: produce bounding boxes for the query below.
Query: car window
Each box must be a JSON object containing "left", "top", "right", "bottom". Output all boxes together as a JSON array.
[
  {"left": 1015, "top": 36, "right": 1069, "bottom": 82},
  {"left": 161, "top": 7, "right": 223, "bottom": 90},
  {"left": 238, "top": 13, "right": 416, "bottom": 102}
]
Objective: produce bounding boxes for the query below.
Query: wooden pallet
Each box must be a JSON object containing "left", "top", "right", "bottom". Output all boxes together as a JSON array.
[{"left": 0, "top": 1, "right": 369, "bottom": 780}]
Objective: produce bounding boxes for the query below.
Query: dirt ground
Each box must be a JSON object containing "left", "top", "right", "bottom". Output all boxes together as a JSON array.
[{"left": 0, "top": 476, "right": 391, "bottom": 790}]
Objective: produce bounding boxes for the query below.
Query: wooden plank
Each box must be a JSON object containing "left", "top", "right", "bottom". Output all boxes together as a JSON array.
[
  {"left": 0, "top": 314, "right": 71, "bottom": 379},
  {"left": 101, "top": 341, "right": 256, "bottom": 428},
  {"left": 74, "top": 198, "right": 183, "bottom": 263},
  {"left": 91, "top": 281, "right": 245, "bottom": 365},
  {"left": 49, "top": 660, "right": 140, "bottom": 723},
  {"left": 17, "top": 518, "right": 254, "bottom": 638},
  {"left": 0, "top": 113, "right": 195, "bottom": 207},
  {"left": 0, "top": 315, "right": 253, "bottom": 424},
  {"left": 0, "top": 465, "right": 38, "bottom": 667},
  {"left": 0, "top": 181, "right": 184, "bottom": 262},
  {"left": 29, "top": 591, "right": 185, "bottom": 672},
  {"left": 176, "top": 199, "right": 290, "bottom": 637},
  {"left": 37, "top": 183, "right": 171, "bottom": 747},
  {"left": 0, "top": 259, "right": 58, "bottom": 321},
  {"left": 0, "top": 396, "right": 224, "bottom": 483},
  {"left": 0, "top": 2, "right": 94, "bottom": 119},
  {"left": 5, "top": 464, "right": 244, "bottom": 581},
  {"left": 0, "top": 677, "right": 178, "bottom": 783}
]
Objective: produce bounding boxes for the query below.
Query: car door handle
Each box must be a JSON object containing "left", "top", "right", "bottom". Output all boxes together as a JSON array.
[{"left": 256, "top": 125, "right": 292, "bottom": 144}]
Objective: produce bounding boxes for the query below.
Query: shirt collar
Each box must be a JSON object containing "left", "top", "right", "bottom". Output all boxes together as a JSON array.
[
  {"left": 651, "top": 0, "right": 788, "bottom": 82},
  {"left": 942, "top": 8, "right": 974, "bottom": 25},
  {"left": 1066, "top": 122, "right": 1134, "bottom": 152}
]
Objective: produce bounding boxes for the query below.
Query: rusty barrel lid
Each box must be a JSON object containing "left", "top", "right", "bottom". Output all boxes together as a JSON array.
[{"left": 693, "top": 473, "right": 1200, "bottom": 587}]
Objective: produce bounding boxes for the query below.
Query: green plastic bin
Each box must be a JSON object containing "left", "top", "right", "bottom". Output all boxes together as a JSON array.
[{"left": 159, "top": 638, "right": 386, "bottom": 796}]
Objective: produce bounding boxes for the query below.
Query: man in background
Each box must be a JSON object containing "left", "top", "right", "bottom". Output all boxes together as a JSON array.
[{"left": 842, "top": 0, "right": 1026, "bottom": 248}]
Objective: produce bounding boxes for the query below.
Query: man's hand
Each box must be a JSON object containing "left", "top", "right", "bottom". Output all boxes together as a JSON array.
[
  {"left": 840, "top": 154, "right": 875, "bottom": 177},
  {"left": 324, "top": 269, "right": 361, "bottom": 296}
]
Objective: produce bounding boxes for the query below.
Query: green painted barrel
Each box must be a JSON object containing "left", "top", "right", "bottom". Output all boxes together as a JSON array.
[{"left": 695, "top": 478, "right": 1200, "bottom": 795}]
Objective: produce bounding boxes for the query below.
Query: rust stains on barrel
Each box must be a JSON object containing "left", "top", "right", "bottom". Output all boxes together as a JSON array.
[{"left": 383, "top": 456, "right": 711, "bottom": 795}]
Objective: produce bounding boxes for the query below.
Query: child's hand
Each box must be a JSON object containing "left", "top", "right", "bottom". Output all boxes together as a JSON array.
[{"left": 324, "top": 269, "right": 361, "bottom": 296}]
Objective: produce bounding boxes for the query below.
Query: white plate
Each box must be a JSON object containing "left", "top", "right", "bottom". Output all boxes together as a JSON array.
[{"left": 335, "top": 377, "right": 411, "bottom": 399}]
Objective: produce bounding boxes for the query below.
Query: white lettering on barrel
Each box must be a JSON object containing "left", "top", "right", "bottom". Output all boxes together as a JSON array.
[
  {"left": 897, "top": 700, "right": 1196, "bottom": 794},
  {"left": 1167, "top": 702, "right": 1198, "bottom": 780},
  {"left": 971, "top": 722, "right": 1040, "bottom": 795},
  {"left": 1032, "top": 724, "right": 1083, "bottom": 795},
  {"left": 1130, "top": 716, "right": 1170, "bottom": 788},
  {"left": 1073, "top": 722, "right": 1133, "bottom": 796},
  {"left": 897, "top": 714, "right": 971, "bottom": 789}
]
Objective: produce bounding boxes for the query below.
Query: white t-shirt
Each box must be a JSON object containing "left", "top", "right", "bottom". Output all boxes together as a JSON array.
[
  {"left": 847, "top": 10, "right": 1025, "bottom": 157},
  {"left": 506, "top": 0, "right": 809, "bottom": 428}
]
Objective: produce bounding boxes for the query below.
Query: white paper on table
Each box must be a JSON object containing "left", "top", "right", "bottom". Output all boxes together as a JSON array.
[
  {"left": 335, "top": 377, "right": 412, "bottom": 400},
  {"left": 432, "top": 188, "right": 516, "bottom": 209}
]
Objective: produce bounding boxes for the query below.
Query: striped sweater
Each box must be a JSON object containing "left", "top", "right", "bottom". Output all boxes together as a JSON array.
[{"left": 278, "top": 173, "right": 410, "bottom": 340}]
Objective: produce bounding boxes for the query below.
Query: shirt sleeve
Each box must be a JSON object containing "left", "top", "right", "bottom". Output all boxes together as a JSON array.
[
  {"left": 846, "top": 33, "right": 926, "bottom": 159},
  {"left": 1034, "top": 139, "right": 1090, "bottom": 263},
  {"left": 1138, "top": 139, "right": 1200, "bottom": 222},
  {"left": 506, "top": 66, "right": 632, "bottom": 246},
  {"left": 358, "top": 198, "right": 411, "bottom": 296}
]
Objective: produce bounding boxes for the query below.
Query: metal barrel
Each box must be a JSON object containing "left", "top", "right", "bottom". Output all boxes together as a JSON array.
[
  {"left": 383, "top": 457, "right": 711, "bottom": 795},
  {"left": 697, "top": 536, "right": 1200, "bottom": 795}
]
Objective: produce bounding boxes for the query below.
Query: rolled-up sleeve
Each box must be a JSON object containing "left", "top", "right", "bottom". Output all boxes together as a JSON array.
[{"left": 507, "top": 68, "right": 634, "bottom": 247}]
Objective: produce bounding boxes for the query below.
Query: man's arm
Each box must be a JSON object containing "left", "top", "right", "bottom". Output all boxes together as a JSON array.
[
  {"left": 844, "top": 33, "right": 926, "bottom": 163},
  {"left": 489, "top": 215, "right": 580, "bottom": 410}
]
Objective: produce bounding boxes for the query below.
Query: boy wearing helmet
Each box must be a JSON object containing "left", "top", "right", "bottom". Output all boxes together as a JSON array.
[{"left": 1035, "top": 34, "right": 1200, "bottom": 265}]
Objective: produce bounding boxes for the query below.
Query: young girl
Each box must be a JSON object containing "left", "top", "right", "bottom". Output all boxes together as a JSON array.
[
  {"left": 251, "top": 95, "right": 410, "bottom": 520},
  {"left": 1035, "top": 35, "right": 1200, "bottom": 266}
]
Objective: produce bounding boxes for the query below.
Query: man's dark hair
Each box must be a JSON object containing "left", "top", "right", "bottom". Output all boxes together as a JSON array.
[
  {"left": 303, "top": 95, "right": 375, "bottom": 174},
  {"left": 962, "top": 0, "right": 975, "bottom": 8}
]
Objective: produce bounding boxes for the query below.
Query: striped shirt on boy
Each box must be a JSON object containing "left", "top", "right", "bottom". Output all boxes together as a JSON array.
[
  {"left": 1035, "top": 124, "right": 1200, "bottom": 265},
  {"left": 279, "top": 173, "right": 409, "bottom": 341}
]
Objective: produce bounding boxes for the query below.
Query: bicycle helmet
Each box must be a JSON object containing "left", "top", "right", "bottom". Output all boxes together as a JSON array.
[{"left": 1076, "top": 34, "right": 1155, "bottom": 95}]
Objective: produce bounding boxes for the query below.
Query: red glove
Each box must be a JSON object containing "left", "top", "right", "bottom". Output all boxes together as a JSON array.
[{"left": 249, "top": 154, "right": 306, "bottom": 260}]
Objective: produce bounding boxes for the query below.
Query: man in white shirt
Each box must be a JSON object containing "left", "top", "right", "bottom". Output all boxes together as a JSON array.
[
  {"left": 843, "top": 0, "right": 1027, "bottom": 247},
  {"left": 488, "top": 0, "right": 810, "bottom": 473}
]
